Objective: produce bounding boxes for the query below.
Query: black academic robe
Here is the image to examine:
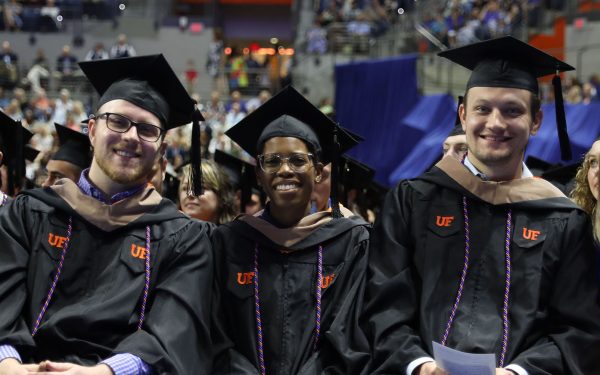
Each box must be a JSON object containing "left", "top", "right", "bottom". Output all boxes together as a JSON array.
[
  {"left": 0, "top": 179, "right": 213, "bottom": 374},
  {"left": 367, "top": 157, "right": 600, "bottom": 375},
  {"left": 211, "top": 208, "right": 371, "bottom": 374}
]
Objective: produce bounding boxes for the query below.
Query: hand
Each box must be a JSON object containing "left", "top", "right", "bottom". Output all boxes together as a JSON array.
[
  {"left": 0, "top": 358, "right": 42, "bottom": 375},
  {"left": 35, "top": 362, "right": 113, "bottom": 375},
  {"left": 416, "top": 362, "right": 449, "bottom": 375}
]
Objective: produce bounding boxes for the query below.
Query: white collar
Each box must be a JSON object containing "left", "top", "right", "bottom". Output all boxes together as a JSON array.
[{"left": 463, "top": 156, "right": 533, "bottom": 181}]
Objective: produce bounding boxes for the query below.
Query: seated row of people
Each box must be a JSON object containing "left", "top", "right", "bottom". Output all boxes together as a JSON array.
[{"left": 0, "top": 37, "right": 598, "bottom": 375}]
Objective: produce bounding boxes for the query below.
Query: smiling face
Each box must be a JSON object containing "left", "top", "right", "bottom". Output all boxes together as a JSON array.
[
  {"left": 178, "top": 176, "right": 220, "bottom": 223},
  {"left": 257, "top": 137, "right": 323, "bottom": 221},
  {"left": 88, "top": 99, "right": 166, "bottom": 192},
  {"left": 460, "top": 86, "right": 542, "bottom": 180}
]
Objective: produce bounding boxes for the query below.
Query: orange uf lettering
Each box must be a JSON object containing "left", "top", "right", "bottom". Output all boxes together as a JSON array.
[
  {"left": 321, "top": 274, "right": 335, "bottom": 289},
  {"left": 436, "top": 216, "right": 454, "bottom": 227},
  {"left": 522, "top": 228, "right": 541, "bottom": 241}
]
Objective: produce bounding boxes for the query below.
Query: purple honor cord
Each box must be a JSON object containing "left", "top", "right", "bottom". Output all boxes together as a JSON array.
[
  {"left": 253, "top": 243, "right": 324, "bottom": 375},
  {"left": 441, "top": 196, "right": 512, "bottom": 368}
]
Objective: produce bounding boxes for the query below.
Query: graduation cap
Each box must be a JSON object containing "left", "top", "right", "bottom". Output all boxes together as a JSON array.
[
  {"left": 25, "top": 145, "right": 40, "bottom": 162},
  {"left": 448, "top": 96, "right": 465, "bottom": 137},
  {"left": 526, "top": 155, "right": 579, "bottom": 194},
  {"left": 225, "top": 85, "right": 361, "bottom": 218},
  {"left": 79, "top": 54, "right": 205, "bottom": 195},
  {"left": 214, "top": 149, "right": 259, "bottom": 213},
  {"left": 438, "top": 36, "right": 574, "bottom": 161},
  {"left": 51, "top": 123, "right": 92, "bottom": 170},
  {"left": 0, "top": 110, "right": 33, "bottom": 196}
]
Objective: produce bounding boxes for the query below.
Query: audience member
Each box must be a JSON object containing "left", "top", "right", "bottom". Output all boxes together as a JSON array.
[{"left": 109, "top": 33, "right": 136, "bottom": 58}]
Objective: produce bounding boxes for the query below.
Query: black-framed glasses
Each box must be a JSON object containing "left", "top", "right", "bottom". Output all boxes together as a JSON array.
[
  {"left": 257, "top": 153, "right": 314, "bottom": 174},
  {"left": 96, "top": 112, "right": 164, "bottom": 142}
]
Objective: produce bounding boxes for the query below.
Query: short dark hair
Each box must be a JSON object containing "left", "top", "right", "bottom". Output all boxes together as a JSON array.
[{"left": 463, "top": 89, "right": 541, "bottom": 118}]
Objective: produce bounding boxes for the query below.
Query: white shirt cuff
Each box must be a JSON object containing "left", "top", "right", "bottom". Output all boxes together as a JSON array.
[
  {"left": 406, "top": 357, "right": 435, "bottom": 375},
  {"left": 505, "top": 364, "right": 528, "bottom": 375}
]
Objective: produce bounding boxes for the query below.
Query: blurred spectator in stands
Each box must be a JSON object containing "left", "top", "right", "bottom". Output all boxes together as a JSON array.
[
  {"left": 226, "top": 89, "right": 245, "bottom": 113},
  {"left": 566, "top": 84, "right": 583, "bottom": 104},
  {"left": 54, "top": 44, "right": 78, "bottom": 83},
  {"left": 39, "top": 0, "right": 61, "bottom": 32},
  {"left": 31, "top": 88, "right": 51, "bottom": 121},
  {"left": 31, "top": 122, "right": 54, "bottom": 153},
  {"left": 224, "top": 102, "right": 246, "bottom": 130},
  {"left": 69, "top": 100, "right": 88, "bottom": 126},
  {"left": 456, "top": 8, "right": 482, "bottom": 45},
  {"left": 2, "top": 0, "right": 22, "bottom": 31},
  {"left": 0, "top": 87, "right": 9, "bottom": 109},
  {"left": 590, "top": 75, "right": 600, "bottom": 100},
  {"left": 306, "top": 19, "right": 328, "bottom": 54},
  {"left": 245, "top": 89, "right": 271, "bottom": 113},
  {"left": 110, "top": 33, "right": 136, "bottom": 58},
  {"left": 582, "top": 82, "right": 597, "bottom": 104},
  {"left": 51, "top": 88, "right": 73, "bottom": 125},
  {"left": 185, "top": 59, "right": 198, "bottom": 94},
  {"left": 21, "top": 108, "right": 37, "bottom": 129},
  {"left": 206, "top": 28, "right": 224, "bottom": 91},
  {"left": 478, "top": 0, "right": 505, "bottom": 39},
  {"left": 84, "top": 42, "right": 109, "bottom": 61},
  {"left": 318, "top": 0, "right": 343, "bottom": 26},
  {"left": 13, "top": 87, "right": 28, "bottom": 113},
  {"left": 25, "top": 48, "right": 50, "bottom": 92},
  {"left": 4, "top": 98, "right": 22, "bottom": 120},
  {"left": 205, "top": 90, "right": 226, "bottom": 117},
  {"left": 226, "top": 47, "right": 248, "bottom": 94},
  {"left": 0, "top": 40, "right": 18, "bottom": 89},
  {"left": 445, "top": 6, "right": 465, "bottom": 47}
]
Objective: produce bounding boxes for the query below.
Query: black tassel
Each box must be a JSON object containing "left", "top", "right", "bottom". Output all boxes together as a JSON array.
[
  {"left": 240, "top": 164, "right": 251, "bottom": 214},
  {"left": 330, "top": 125, "right": 341, "bottom": 219},
  {"left": 190, "top": 108, "right": 203, "bottom": 196},
  {"left": 552, "top": 73, "right": 572, "bottom": 161}
]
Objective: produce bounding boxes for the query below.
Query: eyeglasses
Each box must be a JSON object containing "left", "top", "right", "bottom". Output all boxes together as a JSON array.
[
  {"left": 257, "top": 153, "right": 314, "bottom": 174},
  {"left": 96, "top": 112, "right": 164, "bottom": 142}
]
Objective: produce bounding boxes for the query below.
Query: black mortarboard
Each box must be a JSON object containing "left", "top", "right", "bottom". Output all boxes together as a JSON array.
[
  {"left": 439, "top": 36, "right": 574, "bottom": 161},
  {"left": 25, "top": 145, "right": 40, "bottom": 162},
  {"left": 79, "top": 54, "right": 205, "bottom": 195},
  {"left": 225, "top": 85, "right": 361, "bottom": 218},
  {"left": 448, "top": 96, "right": 465, "bottom": 137},
  {"left": 51, "top": 123, "right": 92, "bottom": 169},
  {"left": 214, "top": 150, "right": 259, "bottom": 214},
  {"left": 0, "top": 110, "right": 32, "bottom": 196},
  {"left": 526, "top": 155, "right": 579, "bottom": 194}
]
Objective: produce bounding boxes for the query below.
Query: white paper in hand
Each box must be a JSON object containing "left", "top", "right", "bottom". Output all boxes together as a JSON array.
[{"left": 432, "top": 341, "right": 495, "bottom": 375}]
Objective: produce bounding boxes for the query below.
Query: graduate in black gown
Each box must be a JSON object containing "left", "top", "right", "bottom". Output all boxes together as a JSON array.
[
  {"left": 42, "top": 123, "right": 92, "bottom": 187},
  {"left": 367, "top": 36, "right": 600, "bottom": 375},
  {"left": 0, "top": 110, "right": 34, "bottom": 206},
  {"left": 0, "top": 55, "right": 213, "bottom": 374},
  {"left": 211, "top": 86, "right": 371, "bottom": 374}
]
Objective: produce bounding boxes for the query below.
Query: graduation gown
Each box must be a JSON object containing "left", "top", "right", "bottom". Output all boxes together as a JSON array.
[
  {"left": 0, "top": 179, "right": 213, "bottom": 374},
  {"left": 211, "top": 207, "right": 371, "bottom": 374},
  {"left": 367, "top": 157, "right": 600, "bottom": 374}
]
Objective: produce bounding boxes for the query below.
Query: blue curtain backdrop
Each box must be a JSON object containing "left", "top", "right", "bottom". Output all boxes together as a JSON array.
[
  {"left": 335, "top": 54, "right": 419, "bottom": 185},
  {"left": 388, "top": 94, "right": 456, "bottom": 184}
]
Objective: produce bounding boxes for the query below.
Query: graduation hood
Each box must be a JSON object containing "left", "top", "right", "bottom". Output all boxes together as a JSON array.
[
  {"left": 417, "top": 157, "right": 581, "bottom": 211},
  {"left": 23, "top": 179, "right": 186, "bottom": 232},
  {"left": 226, "top": 206, "right": 368, "bottom": 251}
]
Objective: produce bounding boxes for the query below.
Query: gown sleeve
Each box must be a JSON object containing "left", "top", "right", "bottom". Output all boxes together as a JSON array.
[
  {"left": 365, "top": 182, "right": 430, "bottom": 374},
  {"left": 0, "top": 196, "right": 37, "bottom": 353},
  {"left": 113, "top": 219, "right": 214, "bottom": 375},
  {"left": 510, "top": 209, "right": 600, "bottom": 374},
  {"left": 209, "top": 227, "right": 260, "bottom": 374}
]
